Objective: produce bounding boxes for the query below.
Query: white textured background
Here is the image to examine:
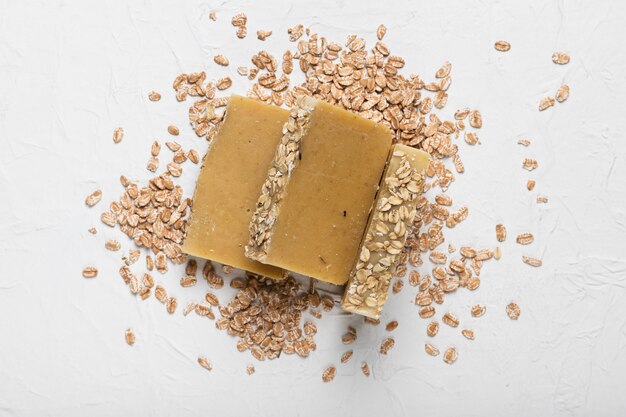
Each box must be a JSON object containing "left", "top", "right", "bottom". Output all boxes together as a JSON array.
[{"left": 1, "top": 0, "right": 625, "bottom": 416}]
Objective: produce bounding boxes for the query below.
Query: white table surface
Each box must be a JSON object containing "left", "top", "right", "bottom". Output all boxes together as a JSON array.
[{"left": 1, "top": 0, "right": 625, "bottom": 416}]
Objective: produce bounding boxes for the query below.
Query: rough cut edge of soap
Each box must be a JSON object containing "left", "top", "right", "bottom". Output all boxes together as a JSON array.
[
  {"left": 245, "top": 95, "right": 317, "bottom": 262},
  {"left": 340, "top": 146, "right": 429, "bottom": 319}
]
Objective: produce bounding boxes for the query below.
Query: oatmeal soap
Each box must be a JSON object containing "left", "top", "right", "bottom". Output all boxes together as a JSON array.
[
  {"left": 184, "top": 95, "right": 288, "bottom": 280},
  {"left": 341, "top": 144, "right": 429, "bottom": 318}
]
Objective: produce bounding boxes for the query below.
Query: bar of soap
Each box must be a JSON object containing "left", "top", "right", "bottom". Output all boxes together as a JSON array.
[
  {"left": 183, "top": 95, "right": 288, "bottom": 280},
  {"left": 340, "top": 144, "right": 430, "bottom": 318},
  {"left": 246, "top": 96, "right": 392, "bottom": 285}
]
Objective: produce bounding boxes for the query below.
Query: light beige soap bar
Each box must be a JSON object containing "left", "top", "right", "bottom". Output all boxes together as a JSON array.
[
  {"left": 341, "top": 144, "right": 430, "bottom": 318},
  {"left": 183, "top": 95, "right": 287, "bottom": 280},
  {"left": 246, "top": 96, "right": 392, "bottom": 285}
]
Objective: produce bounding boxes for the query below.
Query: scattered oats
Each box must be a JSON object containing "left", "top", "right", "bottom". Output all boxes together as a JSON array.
[
  {"left": 506, "top": 302, "right": 521, "bottom": 320},
  {"left": 88, "top": 227, "right": 97, "bottom": 234},
  {"left": 198, "top": 356, "right": 212, "bottom": 371},
  {"left": 342, "top": 332, "right": 356, "bottom": 345},
  {"left": 494, "top": 40, "right": 511, "bottom": 52},
  {"left": 142, "top": 273, "right": 154, "bottom": 288},
  {"left": 183, "top": 301, "right": 197, "bottom": 316},
  {"left": 214, "top": 55, "right": 229, "bottom": 66},
  {"left": 516, "top": 233, "right": 534, "bottom": 245},
  {"left": 166, "top": 297, "right": 178, "bottom": 314},
  {"left": 455, "top": 108, "right": 470, "bottom": 120},
  {"left": 341, "top": 351, "right": 353, "bottom": 363},
  {"left": 429, "top": 251, "right": 447, "bottom": 264},
  {"left": 453, "top": 154, "right": 465, "bottom": 173},
  {"left": 496, "top": 224, "right": 507, "bottom": 242},
  {"left": 425, "top": 343, "right": 439, "bottom": 356},
  {"left": 518, "top": 139, "right": 531, "bottom": 146},
  {"left": 236, "top": 26, "right": 247, "bottom": 39},
  {"left": 173, "top": 149, "right": 187, "bottom": 164},
  {"left": 288, "top": 24, "right": 304, "bottom": 42},
  {"left": 113, "top": 127, "right": 124, "bottom": 144},
  {"left": 364, "top": 317, "right": 380, "bottom": 325},
  {"left": 537, "top": 197, "right": 548, "bottom": 204},
  {"left": 185, "top": 259, "right": 197, "bottom": 276},
  {"left": 392, "top": 279, "right": 404, "bottom": 294},
  {"left": 187, "top": 149, "right": 200, "bottom": 164},
  {"left": 523, "top": 158, "right": 538, "bottom": 171},
  {"left": 146, "top": 255, "right": 154, "bottom": 271},
  {"left": 409, "top": 271, "right": 420, "bottom": 287},
  {"left": 230, "top": 277, "right": 247, "bottom": 289},
  {"left": 151, "top": 141, "right": 161, "bottom": 157},
  {"left": 139, "top": 287, "right": 151, "bottom": 300},
  {"left": 556, "top": 84, "right": 569, "bottom": 103},
  {"left": 436, "top": 61, "right": 452, "bottom": 78},
  {"left": 180, "top": 275, "right": 197, "bottom": 287},
  {"left": 385, "top": 320, "right": 398, "bottom": 331},
  {"left": 85, "top": 190, "right": 102, "bottom": 207},
  {"left": 209, "top": 11, "right": 216, "bottom": 21},
  {"left": 380, "top": 337, "right": 395, "bottom": 355},
  {"left": 552, "top": 51, "right": 570, "bottom": 65},
  {"left": 321, "top": 295, "right": 334, "bottom": 312},
  {"left": 494, "top": 246, "right": 502, "bottom": 260},
  {"left": 221, "top": 264, "right": 234, "bottom": 274},
  {"left": 443, "top": 347, "right": 458, "bottom": 364},
  {"left": 145, "top": 156, "right": 159, "bottom": 172},
  {"left": 471, "top": 304, "right": 486, "bottom": 317},
  {"left": 351, "top": 362, "right": 367, "bottom": 381},
  {"left": 469, "top": 110, "right": 483, "bottom": 128},
  {"left": 205, "top": 292, "right": 220, "bottom": 306},
  {"left": 167, "top": 125, "right": 180, "bottom": 136},
  {"left": 217, "top": 77, "right": 232, "bottom": 90},
  {"left": 82, "top": 266, "right": 98, "bottom": 278},
  {"left": 231, "top": 12, "right": 247, "bottom": 27},
  {"left": 322, "top": 366, "right": 336, "bottom": 382},
  {"left": 442, "top": 312, "right": 460, "bottom": 328},
  {"left": 124, "top": 249, "right": 140, "bottom": 266},
  {"left": 155, "top": 285, "right": 167, "bottom": 303},
  {"left": 120, "top": 175, "right": 130, "bottom": 187},
  {"left": 426, "top": 321, "right": 439, "bottom": 337},
  {"left": 125, "top": 329, "right": 136, "bottom": 346},
  {"left": 527, "top": 179, "right": 536, "bottom": 191},
  {"left": 419, "top": 306, "right": 436, "bottom": 319},
  {"left": 257, "top": 30, "right": 272, "bottom": 41},
  {"left": 465, "top": 132, "right": 480, "bottom": 145},
  {"left": 165, "top": 141, "right": 180, "bottom": 152},
  {"left": 246, "top": 364, "right": 255, "bottom": 375},
  {"left": 237, "top": 66, "right": 249, "bottom": 76},
  {"left": 195, "top": 302, "right": 213, "bottom": 318},
  {"left": 376, "top": 24, "right": 387, "bottom": 40},
  {"left": 105, "top": 240, "right": 121, "bottom": 251},
  {"left": 539, "top": 96, "right": 555, "bottom": 111},
  {"left": 148, "top": 91, "right": 161, "bottom": 101},
  {"left": 522, "top": 256, "right": 542, "bottom": 267},
  {"left": 167, "top": 162, "right": 182, "bottom": 177},
  {"left": 461, "top": 329, "right": 475, "bottom": 340}
]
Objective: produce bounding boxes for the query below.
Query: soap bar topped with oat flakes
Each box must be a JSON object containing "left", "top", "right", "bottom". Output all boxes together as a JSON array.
[{"left": 341, "top": 144, "right": 429, "bottom": 318}]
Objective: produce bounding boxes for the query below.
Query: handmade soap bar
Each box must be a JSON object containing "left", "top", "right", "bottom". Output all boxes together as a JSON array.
[
  {"left": 183, "top": 95, "right": 288, "bottom": 280},
  {"left": 246, "top": 96, "right": 392, "bottom": 285},
  {"left": 340, "top": 145, "right": 429, "bottom": 318}
]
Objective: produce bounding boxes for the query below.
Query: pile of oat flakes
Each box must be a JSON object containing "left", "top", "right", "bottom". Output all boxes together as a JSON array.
[{"left": 83, "top": 14, "right": 568, "bottom": 382}]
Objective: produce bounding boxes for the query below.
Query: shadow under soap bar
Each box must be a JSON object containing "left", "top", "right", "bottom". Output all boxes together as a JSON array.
[
  {"left": 183, "top": 95, "right": 287, "bottom": 280},
  {"left": 246, "top": 96, "right": 392, "bottom": 285}
]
